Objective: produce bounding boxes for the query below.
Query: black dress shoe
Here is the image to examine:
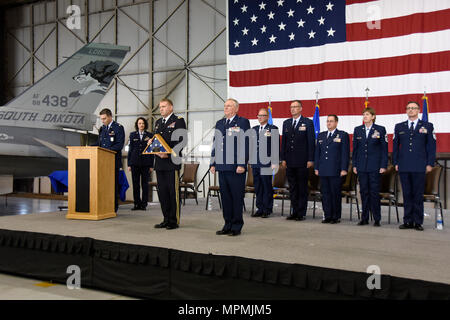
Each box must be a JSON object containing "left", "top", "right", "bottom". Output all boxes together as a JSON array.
[
  {"left": 296, "top": 216, "right": 305, "bottom": 221},
  {"left": 166, "top": 224, "right": 179, "bottom": 230},
  {"left": 414, "top": 224, "right": 424, "bottom": 231},
  {"left": 373, "top": 221, "right": 381, "bottom": 227},
  {"left": 131, "top": 206, "right": 141, "bottom": 211},
  {"left": 286, "top": 215, "right": 297, "bottom": 220},
  {"left": 216, "top": 229, "right": 231, "bottom": 235},
  {"left": 322, "top": 219, "right": 332, "bottom": 224},
  {"left": 357, "top": 220, "right": 369, "bottom": 226},
  {"left": 251, "top": 212, "right": 262, "bottom": 217},
  {"left": 140, "top": 206, "right": 147, "bottom": 211},
  {"left": 399, "top": 223, "right": 414, "bottom": 229},
  {"left": 261, "top": 213, "right": 269, "bottom": 218},
  {"left": 154, "top": 222, "right": 168, "bottom": 228},
  {"left": 330, "top": 219, "right": 340, "bottom": 224},
  {"left": 228, "top": 230, "right": 241, "bottom": 236}
]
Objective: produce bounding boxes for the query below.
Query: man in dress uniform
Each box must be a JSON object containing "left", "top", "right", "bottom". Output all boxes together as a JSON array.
[
  {"left": 251, "top": 108, "right": 279, "bottom": 218},
  {"left": 95, "top": 108, "right": 125, "bottom": 212},
  {"left": 352, "top": 108, "right": 388, "bottom": 227},
  {"left": 153, "top": 98, "right": 186, "bottom": 230},
  {"left": 280, "top": 100, "right": 315, "bottom": 221},
  {"left": 315, "top": 115, "right": 349, "bottom": 224},
  {"left": 127, "top": 117, "right": 154, "bottom": 211},
  {"left": 393, "top": 101, "right": 436, "bottom": 231},
  {"left": 210, "top": 98, "right": 250, "bottom": 236}
]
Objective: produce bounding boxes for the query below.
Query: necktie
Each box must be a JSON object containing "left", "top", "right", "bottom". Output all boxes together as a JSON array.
[
  {"left": 226, "top": 119, "right": 230, "bottom": 126},
  {"left": 328, "top": 132, "right": 332, "bottom": 140},
  {"left": 410, "top": 121, "right": 414, "bottom": 132},
  {"left": 260, "top": 126, "right": 264, "bottom": 132},
  {"left": 293, "top": 120, "right": 297, "bottom": 128},
  {"left": 162, "top": 118, "right": 166, "bottom": 126},
  {"left": 366, "top": 127, "right": 370, "bottom": 138}
]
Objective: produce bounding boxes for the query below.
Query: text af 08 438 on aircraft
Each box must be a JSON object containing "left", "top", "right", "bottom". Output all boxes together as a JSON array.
[{"left": 0, "top": 43, "right": 130, "bottom": 177}]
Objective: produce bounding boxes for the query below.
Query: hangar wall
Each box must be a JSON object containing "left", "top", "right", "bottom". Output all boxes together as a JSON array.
[{"left": 4, "top": 0, "right": 227, "bottom": 201}]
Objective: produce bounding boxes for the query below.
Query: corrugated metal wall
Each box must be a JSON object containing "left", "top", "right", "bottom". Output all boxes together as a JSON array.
[{"left": 4, "top": 0, "right": 227, "bottom": 201}]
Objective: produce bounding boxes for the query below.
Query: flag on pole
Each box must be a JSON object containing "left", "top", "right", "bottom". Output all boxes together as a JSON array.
[
  {"left": 313, "top": 103, "right": 320, "bottom": 139},
  {"left": 422, "top": 95, "right": 429, "bottom": 122},
  {"left": 268, "top": 104, "right": 273, "bottom": 125}
]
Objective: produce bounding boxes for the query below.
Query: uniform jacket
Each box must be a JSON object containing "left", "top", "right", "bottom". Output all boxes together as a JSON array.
[
  {"left": 393, "top": 120, "right": 436, "bottom": 172},
  {"left": 352, "top": 123, "right": 388, "bottom": 172},
  {"left": 250, "top": 123, "right": 279, "bottom": 168},
  {"left": 315, "top": 129, "right": 350, "bottom": 177},
  {"left": 153, "top": 113, "right": 186, "bottom": 171},
  {"left": 127, "top": 131, "right": 154, "bottom": 167},
  {"left": 210, "top": 115, "right": 251, "bottom": 172},
  {"left": 94, "top": 121, "right": 125, "bottom": 168},
  {"left": 281, "top": 116, "right": 315, "bottom": 168}
]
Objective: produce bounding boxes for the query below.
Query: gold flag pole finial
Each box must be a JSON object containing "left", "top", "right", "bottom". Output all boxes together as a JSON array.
[{"left": 364, "top": 87, "right": 370, "bottom": 108}]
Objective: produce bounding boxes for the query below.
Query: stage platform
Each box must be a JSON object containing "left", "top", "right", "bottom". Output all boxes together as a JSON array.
[{"left": 0, "top": 197, "right": 449, "bottom": 299}]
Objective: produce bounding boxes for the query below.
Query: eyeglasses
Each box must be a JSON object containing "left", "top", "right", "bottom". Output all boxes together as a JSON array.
[
  {"left": 406, "top": 107, "right": 419, "bottom": 110},
  {"left": 257, "top": 114, "right": 268, "bottom": 117}
]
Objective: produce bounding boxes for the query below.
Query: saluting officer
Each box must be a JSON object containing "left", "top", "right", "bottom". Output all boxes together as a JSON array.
[
  {"left": 153, "top": 98, "right": 186, "bottom": 230},
  {"left": 393, "top": 101, "right": 436, "bottom": 231},
  {"left": 210, "top": 98, "right": 250, "bottom": 236},
  {"left": 95, "top": 108, "right": 125, "bottom": 213},
  {"left": 251, "top": 108, "right": 279, "bottom": 218},
  {"left": 315, "top": 115, "right": 349, "bottom": 224},
  {"left": 352, "top": 107, "right": 388, "bottom": 227},
  {"left": 127, "top": 117, "right": 154, "bottom": 211},
  {"left": 280, "top": 100, "right": 315, "bottom": 221}
]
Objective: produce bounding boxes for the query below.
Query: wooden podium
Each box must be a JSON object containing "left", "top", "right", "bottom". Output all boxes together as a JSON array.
[{"left": 66, "top": 146, "right": 117, "bottom": 220}]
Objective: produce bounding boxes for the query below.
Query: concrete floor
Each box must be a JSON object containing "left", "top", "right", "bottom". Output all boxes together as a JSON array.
[
  {"left": 0, "top": 273, "right": 135, "bottom": 300},
  {"left": 0, "top": 196, "right": 67, "bottom": 216},
  {"left": 1, "top": 196, "right": 449, "bottom": 290}
]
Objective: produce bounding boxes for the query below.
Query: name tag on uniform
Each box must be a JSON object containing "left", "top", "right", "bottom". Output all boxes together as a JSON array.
[
  {"left": 419, "top": 127, "right": 427, "bottom": 134},
  {"left": 399, "top": 131, "right": 405, "bottom": 135},
  {"left": 356, "top": 136, "right": 362, "bottom": 140},
  {"left": 318, "top": 140, "right": 323, "bottom": 144},
  {"left": 133, "top": 138, "right": 139, "bottom": 141},
  {"left": 144, "top": 136, "right": 150, "bottom": 141},
  {"left": 167, "top": 122, "right": 176, "bottom": 128}
]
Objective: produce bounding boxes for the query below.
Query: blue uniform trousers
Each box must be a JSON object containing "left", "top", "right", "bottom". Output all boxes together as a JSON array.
[
  {"left": 253, "top": 168, "right": 273, "bottom": 214},
  {"left": 320, "top": 176, "right": 342, "bottom": 220},
  {"left": 286, "top": 167, "right": 308, "bottom": 217},
  {"left": 358, "top": 171, "right": 381, "bottom": 222},
  {"left": 218, "top": 171, "right": 246, "bottom": 232},
  {"left": 399, "top": 172, "right": 426, "bottom": 225},
  {"left": 131, "top": 166, "right": 150, "bottom": 208}
]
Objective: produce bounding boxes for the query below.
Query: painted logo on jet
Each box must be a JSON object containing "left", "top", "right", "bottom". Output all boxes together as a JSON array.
[
  {"left": 0, "top": 133, "right": 14, "bottom": 141},
  {"left": 70, "top": 60, "right": 119, "bottom": 97}
]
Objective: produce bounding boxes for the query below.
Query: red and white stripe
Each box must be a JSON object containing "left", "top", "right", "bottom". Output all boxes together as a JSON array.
[{"left": 227, "top": 0, "right": 450, "bottom": 152}]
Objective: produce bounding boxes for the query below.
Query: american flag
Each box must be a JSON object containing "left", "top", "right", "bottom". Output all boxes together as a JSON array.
[{"left": 228, "top": 0, "right": 450, "bottom": 152}]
